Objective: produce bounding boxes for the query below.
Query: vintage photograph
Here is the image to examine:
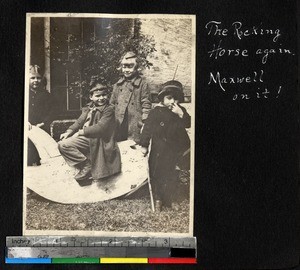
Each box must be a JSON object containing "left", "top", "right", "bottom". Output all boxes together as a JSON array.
[{"left": 23, "top": 13, "right": 195, "bottom": 237}]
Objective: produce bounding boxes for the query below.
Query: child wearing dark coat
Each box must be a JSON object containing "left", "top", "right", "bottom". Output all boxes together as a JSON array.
[
  {"left": 58, "top": 82, "right": 121, "bottom": 186},
  {"left": 28, "top": 65, "right": 55, "bottom": 165},
  {"left": 140, "top": 80, "right": 191, "bottom": 211}
]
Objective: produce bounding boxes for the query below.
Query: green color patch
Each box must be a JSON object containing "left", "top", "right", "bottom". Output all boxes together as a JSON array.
[{"left": 52, "top": 258, "right": 99, "bottom": 264}]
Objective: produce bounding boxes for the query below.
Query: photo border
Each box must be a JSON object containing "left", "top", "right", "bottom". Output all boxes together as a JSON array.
[{"left": 23, "top": 12, "right": 196, "bottom": 237}]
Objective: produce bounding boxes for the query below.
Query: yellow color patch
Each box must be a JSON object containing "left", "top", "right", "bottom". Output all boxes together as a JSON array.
[{"left": 100, "top": 258, "right": 148, "bottom": 264}]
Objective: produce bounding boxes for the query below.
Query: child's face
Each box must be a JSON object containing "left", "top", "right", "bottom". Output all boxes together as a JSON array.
[
  {"left": 29, "top": 75, "right": 42, "bottom": 90},
  {"left": 90, "top": 91, "right": 108, "bottom": 106},
  {"left": 121, "top": 57, "right": 137, "bottom": 79},
  {"left": 162, "top": 94, "right": 176, "bottom": 109}
]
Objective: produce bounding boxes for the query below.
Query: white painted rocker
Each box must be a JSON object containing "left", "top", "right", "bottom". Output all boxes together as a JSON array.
[{"left": 26, "top": 126, "right": 148, "bottom": 204}]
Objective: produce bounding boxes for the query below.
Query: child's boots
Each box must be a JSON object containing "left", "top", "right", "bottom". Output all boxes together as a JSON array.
[{"left": 75, "top": 160, "right": 92, "bottom": 186}]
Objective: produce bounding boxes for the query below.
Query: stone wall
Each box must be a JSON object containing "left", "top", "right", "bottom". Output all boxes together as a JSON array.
[{"left": 140, "top": 18, "right": 193, "bottom": 98}]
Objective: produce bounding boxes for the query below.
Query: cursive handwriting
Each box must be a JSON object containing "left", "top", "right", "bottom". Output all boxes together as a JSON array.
[
  {"left": 205, "top": 21, "right": 281, "bottom": 42},
  {"left": 208, "top": 70, "right": 264, "bottom": 91}
]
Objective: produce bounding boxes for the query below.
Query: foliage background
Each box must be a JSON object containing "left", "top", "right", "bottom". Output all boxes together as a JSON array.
[{"left": 51, "top": 18, "right": 156, "bottom": 102}]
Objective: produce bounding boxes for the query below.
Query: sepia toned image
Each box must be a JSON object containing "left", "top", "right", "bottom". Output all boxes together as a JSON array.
[{"left": 23, "top": 13, "right": 195, "bottom": 237}]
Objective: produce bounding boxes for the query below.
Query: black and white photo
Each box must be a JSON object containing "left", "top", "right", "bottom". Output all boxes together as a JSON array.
[{"left": 23, "top": 13, "right": 195, "bottom": 237}]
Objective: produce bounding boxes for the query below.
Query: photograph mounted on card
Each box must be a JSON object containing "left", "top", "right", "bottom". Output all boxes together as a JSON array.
[{"left": 23, "top": 13, "right": 195, "bottom": 237}]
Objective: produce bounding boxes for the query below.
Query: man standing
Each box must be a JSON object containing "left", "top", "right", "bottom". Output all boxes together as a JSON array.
[{"left": 110, "top": 52, "right": 152, "bottom": 143}]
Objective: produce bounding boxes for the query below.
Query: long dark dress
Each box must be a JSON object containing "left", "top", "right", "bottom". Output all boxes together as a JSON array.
[{"left": 140, "top": 104, "right": 190, "bottom": 206}]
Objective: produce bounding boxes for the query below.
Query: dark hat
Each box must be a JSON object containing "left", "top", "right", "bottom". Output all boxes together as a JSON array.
[
  {"left": 89, "top": 83, "right": 108, "bottom": 94},
  {"left": 158, "top": 80, "right": 184, "bottom": 102},
  {"left": 29, "top": 65, "right": 42, "bottom": 77}
]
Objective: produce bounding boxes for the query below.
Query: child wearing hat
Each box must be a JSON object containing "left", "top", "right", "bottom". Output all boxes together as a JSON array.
[
  {"left": 110, "top": 51, "right": 152, "bottom": 143},
  {"left": 28, "top": 65, "right": 55, "bottom": 165},
  {"left": 28, "top": 65, "right": 54, "bottom": 132},
  {"left": 140, "top": 80, "right": 191, "bottom": 211},
  {"left": 58, "top": 82, "right": 121, "bottom": 186}
]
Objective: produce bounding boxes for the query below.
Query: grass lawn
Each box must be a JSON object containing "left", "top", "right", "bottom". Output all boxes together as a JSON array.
[
  {"left": 26, "top": 103, "right": 193, "bottom": 234},
  {"left": 26, "top": 171, "right": 191, "bottom": 234}
]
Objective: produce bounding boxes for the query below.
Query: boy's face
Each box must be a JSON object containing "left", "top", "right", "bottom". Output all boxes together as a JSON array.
[
  {"left": 29, "top": 75, "right": 42, "bottom": 90},
  {"left": 121, "top": 57, "right": 137, "bottom": 79},
  {"left": 163, "top": 94, "right": 176, "bottom": 109},
  {"left": 90, "top": 90, "right": 108, "bottom": 106}
]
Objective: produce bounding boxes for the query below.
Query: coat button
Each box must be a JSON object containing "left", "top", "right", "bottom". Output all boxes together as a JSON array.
[{"left": 160, "top": 122, "right": 164, "bottom": 126}]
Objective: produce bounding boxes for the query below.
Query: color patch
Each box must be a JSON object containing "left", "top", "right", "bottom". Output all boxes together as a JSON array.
[
  {"left": 148, "top": 257, "right": 197, "bottom": 264},
  {"left": 100, "top": 258, "right": 148, "bottom": 264},
  {"left": 52, "top": 258, "right": 99, "bottom": 264},
  {"left": 5, "top": 258, "right": 51, "bottom": 264}
]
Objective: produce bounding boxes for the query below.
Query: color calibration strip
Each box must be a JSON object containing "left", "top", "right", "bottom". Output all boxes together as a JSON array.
[
  {"left": 6, "top": 257, "right": 196, "bottom": 264},
  {"left": 6, "top": 236, "right": 197, "bottom": 264}
]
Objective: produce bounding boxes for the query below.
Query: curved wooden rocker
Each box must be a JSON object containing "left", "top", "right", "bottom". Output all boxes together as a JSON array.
[{"left": 26, "top": 126, "right": 148, "bottom": 204}]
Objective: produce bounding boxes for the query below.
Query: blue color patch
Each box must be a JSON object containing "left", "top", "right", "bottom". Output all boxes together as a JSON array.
[{"left": 5, "top": 258, "right": 52, "bottom": 264}]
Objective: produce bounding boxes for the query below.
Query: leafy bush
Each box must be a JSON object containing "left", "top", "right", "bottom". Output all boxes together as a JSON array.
[{"left": 51, "top": 18, "right": 156, "bottom": 102}]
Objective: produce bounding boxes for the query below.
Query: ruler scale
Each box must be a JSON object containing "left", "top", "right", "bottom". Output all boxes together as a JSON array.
[
  {"left": 7, "top": 247, "right": 174, "bottom": 258},
  {"left": 6, "top": 236, "right": 196, "bottom": 264},
  {"left": 7, "top": 236, "right": 196, "bottom": 248}
]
